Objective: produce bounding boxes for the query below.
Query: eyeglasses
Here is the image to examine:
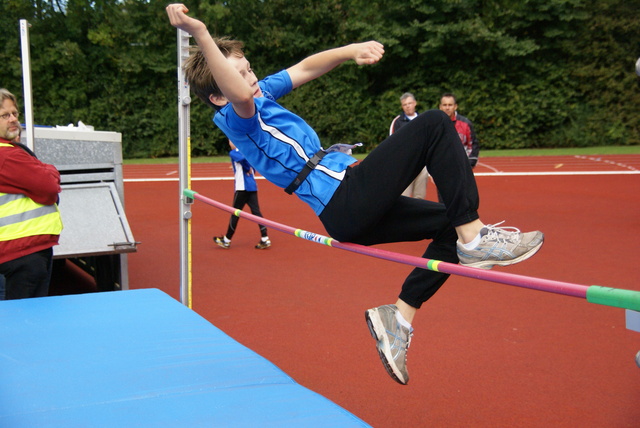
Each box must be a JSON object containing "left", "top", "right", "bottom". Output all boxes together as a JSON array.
[{"left": 0, "top": 111, "right": 20, "bottom": 121}]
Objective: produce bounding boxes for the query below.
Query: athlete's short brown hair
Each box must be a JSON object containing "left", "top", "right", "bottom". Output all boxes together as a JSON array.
[{"left": 184, "top": 37, "right": 245, "bottom": 109}]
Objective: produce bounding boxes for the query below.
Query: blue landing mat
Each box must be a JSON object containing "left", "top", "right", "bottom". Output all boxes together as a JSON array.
[{"left": 0, "top": 289, "right": 370, "bottom": 427}]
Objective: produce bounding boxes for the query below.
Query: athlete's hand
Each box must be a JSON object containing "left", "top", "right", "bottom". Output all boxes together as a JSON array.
[
  {"left": 166, "top": 3, "right": 206, "bottom": 34},
  {"left": 352, "top": 41, "right": 385, "bottom": 65}
]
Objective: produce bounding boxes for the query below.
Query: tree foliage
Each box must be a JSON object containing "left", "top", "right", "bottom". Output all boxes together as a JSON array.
[{"left": 0, "top": 0, "right": 637, "bottom": 158}]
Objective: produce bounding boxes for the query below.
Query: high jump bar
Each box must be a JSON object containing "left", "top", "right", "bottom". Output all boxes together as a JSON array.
[{"left": 184, "top": 189, "right": 640, "bottom": 312}]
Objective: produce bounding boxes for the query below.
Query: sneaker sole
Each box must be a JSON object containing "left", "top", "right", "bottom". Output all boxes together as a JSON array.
[
  {"left": 365, "top": 308, "right": 408, "bottom": 385},
  {"left": 461, "top": 240, "right": 543, "bottom": 269},
  {"left": 213, "top": 241, "right": 230, "bottom": 249}
]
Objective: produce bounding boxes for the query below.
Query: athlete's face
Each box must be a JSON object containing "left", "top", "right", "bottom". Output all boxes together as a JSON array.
[
  {"left": 0, "top": 99, "right": 21, "bottom": 141},
  {"left": 227, "top": 55, "right": 263, "bottom": 98},
  {"left": 439, "top": 96, "right": 457, "bottom": 120}
]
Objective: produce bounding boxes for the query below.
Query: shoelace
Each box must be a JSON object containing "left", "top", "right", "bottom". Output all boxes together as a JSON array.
[{"left": 483, "top": 221, "right": 522, "bottom": 244}]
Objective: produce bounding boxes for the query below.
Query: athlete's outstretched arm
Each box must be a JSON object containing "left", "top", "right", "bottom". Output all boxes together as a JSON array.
[{"left": 287, "top": 41, "right": 384, "bottom": 89}]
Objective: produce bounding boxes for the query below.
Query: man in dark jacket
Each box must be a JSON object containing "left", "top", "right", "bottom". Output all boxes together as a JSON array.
[{"left": 389, "top": 93, "right": 429, "bottom": 198}]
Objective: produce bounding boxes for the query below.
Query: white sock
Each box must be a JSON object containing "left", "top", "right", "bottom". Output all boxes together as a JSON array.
[
  {"left": 261, "top": 236, "right": 270, "bottom": 242},
  {"left": 395, "top": 311, "right": 412, "bottom": 329},
  {"left": 460, "top": 233, "right": 482, "bottom": 250},
  {"left": 223, "top": 236, "right": 231, "bottom": 243}
]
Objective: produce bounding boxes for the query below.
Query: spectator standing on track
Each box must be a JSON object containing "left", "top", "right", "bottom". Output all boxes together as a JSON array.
[
  {"left": 389, "top": 93, "right": 429, "bottom": 199},
  {"left": 0, "top": 123, "right": 19, "bottom": 299},
  {"left": 439, "top": 93, "right": 480, "bottom": 168},
  {"left": 213, "top": 141, "right": 271, "bottom": 249},
  {"left": 166, "top": 4, "right": 544, "bottom": 386},
  {"left": 0, "top": 88, "right": 63, "bottom": 300}
]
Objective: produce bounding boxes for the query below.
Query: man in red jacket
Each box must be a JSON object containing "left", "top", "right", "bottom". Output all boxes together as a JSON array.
[
  {"left": 439, "top": 93, "right": 480, "bottom": 168},
  {"left": 0, "top": 88, "right": 63, "bottom": 299}
]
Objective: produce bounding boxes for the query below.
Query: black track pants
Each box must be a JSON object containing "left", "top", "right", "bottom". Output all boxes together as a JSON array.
[
  {"left": 319, "top": 110, "right": 479, "bottom": 308},
  {"left": 225, "top": 190, "right": 268, "bottom": 239}
]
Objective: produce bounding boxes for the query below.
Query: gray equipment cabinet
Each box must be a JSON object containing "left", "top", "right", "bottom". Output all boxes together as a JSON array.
[{"left": 28, "top": 127, "right": 138, "bottom": 291}]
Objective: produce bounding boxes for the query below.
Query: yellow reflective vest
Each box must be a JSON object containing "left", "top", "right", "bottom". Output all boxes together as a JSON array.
[{"left": 0, "top": 143, "right": 63, "bottom": 242}]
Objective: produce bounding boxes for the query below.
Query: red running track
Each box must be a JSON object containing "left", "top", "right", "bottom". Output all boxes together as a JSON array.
[
  {"left": 119, "top": 156, "right": 640, "bottom": 427},
  {"left": 122, "top": 154, "right": 640, "bottom": 180}
]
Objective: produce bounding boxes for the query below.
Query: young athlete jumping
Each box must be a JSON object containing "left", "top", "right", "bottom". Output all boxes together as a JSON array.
[{"left": 166, "top": 4, "right": 544, "bottom": 385}]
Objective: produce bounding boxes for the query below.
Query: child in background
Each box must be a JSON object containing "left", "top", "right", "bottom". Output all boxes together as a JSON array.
[{"left": 214, "top": 141, "right": 271, "bottom": 249}]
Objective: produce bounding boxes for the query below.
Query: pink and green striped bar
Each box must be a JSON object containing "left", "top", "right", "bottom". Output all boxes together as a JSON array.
[{"left": 185, "top": 189, "right": 640, "bottom": 312}]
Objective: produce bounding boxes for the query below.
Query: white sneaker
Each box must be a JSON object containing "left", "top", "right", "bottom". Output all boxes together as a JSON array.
[{"left": 457, "top": 222, "right": 544, "bottom": 269}]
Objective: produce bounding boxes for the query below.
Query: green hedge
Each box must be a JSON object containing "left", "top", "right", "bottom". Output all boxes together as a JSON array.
[{"left": 0, "top": 0, "right": 637, "bottom": 158}]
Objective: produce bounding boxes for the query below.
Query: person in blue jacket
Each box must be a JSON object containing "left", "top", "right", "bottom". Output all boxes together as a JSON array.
[
  {"left": 167, "top": 4, "right": 544, "bottom": 385},
  {"left": 214, "top": 141, "right": 271, "bottom": 249}
]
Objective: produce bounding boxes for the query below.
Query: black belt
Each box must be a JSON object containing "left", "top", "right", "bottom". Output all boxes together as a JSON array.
[{"left": 284, "top": 150, "right": 326, "bottom": 195}]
